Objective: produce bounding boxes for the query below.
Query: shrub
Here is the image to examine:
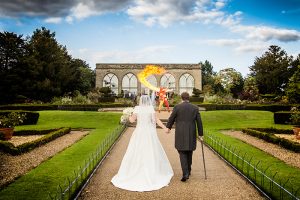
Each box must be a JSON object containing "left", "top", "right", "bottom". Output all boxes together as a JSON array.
[
  {"left": 51, "top": 93, "right": 91, "bottom": 105},
  {"left": 190, "top": 97, "right": 204, "bottom": 103},
  {"left": 290, "top": 107, "right": 300, "bottom": 126},
  {"left": 0, "top": 112, "right": 27, "bottom": 128},
  {"left": 274, "top": 112, "right": 293, "bottom": 124},
  {"left": 99, "top": 87, "right": 113, "bottom": 97},
  {"left": 0, "top": 111, "right": 39, "bottom": 125},
  {"left": 192, "top": 88, "right": 202, "bottom": 97},
  {"left": 98, "top": 97, "right": 115, "bottom": 103}
]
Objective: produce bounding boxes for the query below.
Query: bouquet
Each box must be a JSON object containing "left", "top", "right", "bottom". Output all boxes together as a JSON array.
[{"left": 120, "top": 107, "right": 134, "bottom": 124}]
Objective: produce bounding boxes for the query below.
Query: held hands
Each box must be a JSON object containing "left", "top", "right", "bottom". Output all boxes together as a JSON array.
[{"left": 164, "top": 127, "right": 171, "bottom": 134}]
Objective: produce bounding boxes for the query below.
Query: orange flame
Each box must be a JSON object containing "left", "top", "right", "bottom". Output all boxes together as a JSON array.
[{"left": 138, "top": 65, "right": 166, "bottom": 92}]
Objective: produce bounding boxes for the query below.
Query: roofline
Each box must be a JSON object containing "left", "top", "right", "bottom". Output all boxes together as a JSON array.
[{"left": 96, "top": 63, "right": 201, "bottom": 69}]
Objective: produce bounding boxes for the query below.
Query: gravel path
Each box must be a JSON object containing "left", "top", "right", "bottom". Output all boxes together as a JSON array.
[
  {"left": 79, "top": 112, "right": 264, "bottom": 200},
  {"left": 0, "top": 130, "right": 89, "bottom": 188},
  {"left": 222, "top": 130, "right": 300, "bottom": 169}
]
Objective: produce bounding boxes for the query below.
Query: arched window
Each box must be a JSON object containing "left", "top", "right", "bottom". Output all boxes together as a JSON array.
[
  {"left": 103, "top": 73, "right": 118, "bottom": 95},
  {"left": 122, "top": 73, "right": 138, "bottom": 95},
  {"left": 141, "top": 75, "right": 157, "bottom": 95},
  {"left": 160, "top": 73, "right": 176, "bottom": 91},
  {"left": 179, "top": 73, "right": 194, "bottom": 95}
]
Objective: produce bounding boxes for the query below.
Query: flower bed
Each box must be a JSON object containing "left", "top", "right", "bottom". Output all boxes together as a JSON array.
[
  {"left": 242, "top": 128, "right": 300, "bottom": 152},
  {"left": 0, "top": 128, "right": 71, "bottom": 155}
]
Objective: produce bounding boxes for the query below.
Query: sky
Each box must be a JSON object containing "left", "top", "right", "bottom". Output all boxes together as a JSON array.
[{"left": 0, "top": 0, "right": 299, "bottom": 76}]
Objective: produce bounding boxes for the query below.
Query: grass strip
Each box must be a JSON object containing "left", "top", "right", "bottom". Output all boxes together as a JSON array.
[{"left": 0, "top": 111, "right": 121, "bottom": 200}]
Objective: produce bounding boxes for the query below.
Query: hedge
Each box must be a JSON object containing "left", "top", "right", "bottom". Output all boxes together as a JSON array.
[
  {"left": 274, "top": 111, "right": 300, "bottom": 125},
  {"left": 98, "top": 97, "right": 115, "bottom": 103},
  {"left": 190, "top": 97, "right": 204, "bottom": 103},
  {"left": 196, "top": 104, "right": 246, "bottom": 111},
  {"left": 242, "top": 128, "right": 300, "bottom": 153},
  {"left": 194, "top": 104, "right": 299, "bottom": 112},
  {"left": 13, "top": 129, "right": 58, "bottom": 136},
  {"left": 0, "top": 127, "right": 71, "bottom": 155},
  {"left": 0, "top": 103, "right": 134, "bottom": 111},
  {"left": 0, "top": 110, "right": 39, "bottom": 125},
  {"left": 0, "top": 104, "right": 57, "bottom": 111},
  {"left": 0, "top": 103, "right": 298, "bottom": 112},
  {"left": 249, "top": 127, "right": 293, "bottom": 134}
]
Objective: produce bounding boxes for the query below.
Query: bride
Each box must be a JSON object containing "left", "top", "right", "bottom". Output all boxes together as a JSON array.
[{"left": 111, "top": 95, "right": 174, "bottom": 192}]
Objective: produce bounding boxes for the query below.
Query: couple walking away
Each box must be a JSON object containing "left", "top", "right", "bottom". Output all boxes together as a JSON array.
[{"left": 111, "top": 92, "right": 204, "bottom": 192}]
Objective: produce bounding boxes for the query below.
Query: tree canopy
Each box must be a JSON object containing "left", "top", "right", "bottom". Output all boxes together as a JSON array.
[
  {"left": 250, "top": 45, "right": 293, "bottom": 95},
  {"left": 0, "top": 27, "right": 95, "bottom": 104}
]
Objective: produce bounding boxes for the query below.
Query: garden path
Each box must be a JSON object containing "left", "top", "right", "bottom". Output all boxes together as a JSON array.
[{"left": 79, "top": 112, "right": 264, "bottom": 200}]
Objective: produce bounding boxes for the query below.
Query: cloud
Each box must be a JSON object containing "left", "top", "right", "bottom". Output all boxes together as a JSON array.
[
  {"left": 204, "top": 39, "right": 243, "bottom": 46},
  {"left": 0, "top": 0, "right": 75, "bottom": 17},
  {"left": 231, "top": 25, "right": 300, "bottom": 42},
  {"left": 0, "top": 0, "right": 131, "bottom": 19},
  {"left": 44, "top": 17, "right": 63, "bottom": 24},
  {"left": 1, "top": 0, "right": 299, "bottom": 44},
  {"left": 203, "top": 38, "right": 267, "bottom": 53},
  {"left": 281, "top": 8, "right": 300, "bottom": 15},
  {"left": 127, "top": 0, "right": 226, "bottom": 27},
  {"left": 65, "top": 16, "right": 73, "bottom": 24}
]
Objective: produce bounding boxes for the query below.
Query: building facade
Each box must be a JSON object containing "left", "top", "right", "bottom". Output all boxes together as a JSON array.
[{"left": 95, "top": 63, "right": 202, "bottom": 95}]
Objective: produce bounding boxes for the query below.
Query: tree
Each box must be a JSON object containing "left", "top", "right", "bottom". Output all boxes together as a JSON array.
[
  {"left": 0, "top": 28, "right": 95, "bottom": 104},
  {"left": 286, "top": 65, "right": 300, "bottom": 103},
  {"left": 215, "top": 68, "right": 244, "bottom": 98},
  {"left": 250, "top": 45, "right": 293, "bottom": 95},
  {"left": 200, "top": 60, "right": 215, "bottom": 87},
  {"left": 0, "top": 32, "right": 26, "bottom": 103},
  {"left": 241, "top": 76, "right": 259, "bottom": 101},
  {"left": 68, "top": 59, "right": 95, "bottom": 95},
  {"left": 25, "top": 27, "right": 73, "bottom": 102},
  {"left": 0, "top": 31, "right": 25, "bottom": 71}
]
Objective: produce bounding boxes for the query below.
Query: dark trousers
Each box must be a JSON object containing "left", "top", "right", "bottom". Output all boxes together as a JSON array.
[{"left": 178, "top": 150, "right": 193, "bottom": 176}]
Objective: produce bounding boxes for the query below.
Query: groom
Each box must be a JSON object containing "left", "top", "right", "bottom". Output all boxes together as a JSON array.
[{"left": 166, "top": 92, "right": 203, "bottom": 182}]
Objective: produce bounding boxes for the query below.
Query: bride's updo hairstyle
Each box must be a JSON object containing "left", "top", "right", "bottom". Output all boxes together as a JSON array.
[{"left": 139, "top": 95, "right": 152, "bottom": 106}]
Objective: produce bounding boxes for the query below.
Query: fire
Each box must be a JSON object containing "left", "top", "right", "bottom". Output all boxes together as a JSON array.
[{"left": 137, "top": 65, "right": 166, "bottom": 91}]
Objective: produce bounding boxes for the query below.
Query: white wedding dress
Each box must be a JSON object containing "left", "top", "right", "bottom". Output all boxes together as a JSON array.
[{"left": 111, "top": 103, "right": 174, "bottom": 192}]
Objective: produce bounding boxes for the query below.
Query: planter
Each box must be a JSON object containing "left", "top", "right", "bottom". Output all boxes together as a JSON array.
[
  {"left": 293, "top": 127, "right": 300, "bottom": 140},
  {"left": 0, "top": 127, "right": 14, "bottom": 140}
]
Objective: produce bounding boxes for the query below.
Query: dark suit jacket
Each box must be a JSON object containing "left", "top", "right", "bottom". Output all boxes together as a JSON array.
[{"left": 166, "top": 101, "right": 203, "bottom": 151}]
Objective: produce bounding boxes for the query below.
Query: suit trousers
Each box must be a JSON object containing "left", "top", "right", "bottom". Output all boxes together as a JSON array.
[{"left": 178, "top": 150, "right": 193, "bottom": 176}]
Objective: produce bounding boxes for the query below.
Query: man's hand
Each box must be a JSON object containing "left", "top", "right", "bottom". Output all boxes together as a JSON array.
[{"left": 198, "top": 136, "right": 204, "bottom": 142}]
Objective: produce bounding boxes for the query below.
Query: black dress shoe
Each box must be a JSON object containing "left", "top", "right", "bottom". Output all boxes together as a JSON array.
[
  {"left": 181, "top": 175, "right": 189, "bottom": 182},
  {"left": 181, "top": 176, "right": 187, "bottom": 182}
]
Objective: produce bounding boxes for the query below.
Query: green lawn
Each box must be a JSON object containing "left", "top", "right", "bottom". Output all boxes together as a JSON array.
[
  {"left": 0, "top": 111, "right": 122, "bottom": 200},
  {"left": 0, "top": 110, "right": 299, "bottom": 200},
  {"left": 201, "top": 110, "right": 291, "bottom": 130},
  {"left": 200, "top": 110, "right": 299, "bottom": 199}
]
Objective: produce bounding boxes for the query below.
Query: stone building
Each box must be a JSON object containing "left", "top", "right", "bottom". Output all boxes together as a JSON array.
[{"left": 95, "top": 63, "right": 202, "bottom": 96}]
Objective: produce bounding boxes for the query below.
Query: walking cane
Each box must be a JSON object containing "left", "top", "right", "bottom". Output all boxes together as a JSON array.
[{"left": 199, "top": 137, "right": 207, "bottom": 179}]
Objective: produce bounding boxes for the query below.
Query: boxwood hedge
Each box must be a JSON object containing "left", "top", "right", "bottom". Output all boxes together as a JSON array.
[
  {"left": 0, "top": 127, "right": 71, "bottom": 155},
  {"left": 242, "top": 128, "right": 300, "bottom": 152}
]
